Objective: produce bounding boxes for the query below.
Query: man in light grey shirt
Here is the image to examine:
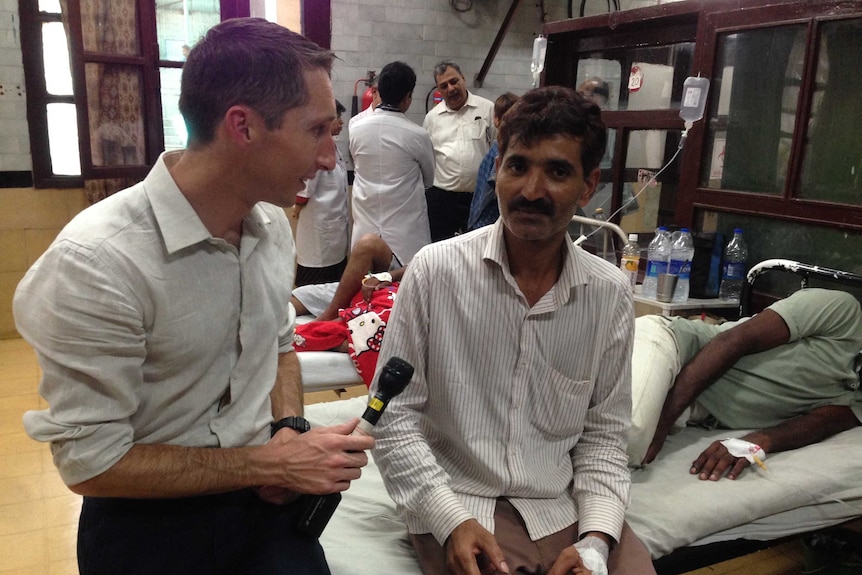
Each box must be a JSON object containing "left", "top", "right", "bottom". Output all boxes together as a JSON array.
[
  {"left": 14, "top": 18, "right": 373, "bottom": 575},
  {"left": 373, "top": 87, "right": 655, "bottom": 575}
]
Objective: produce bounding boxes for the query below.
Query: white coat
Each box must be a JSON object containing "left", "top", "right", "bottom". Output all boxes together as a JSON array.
[
  {"left": 295, "top": 148, "right": 349, "bottom": 268},
  {"left": 349, "top": 109, "right": 435, "bottom": 265}
]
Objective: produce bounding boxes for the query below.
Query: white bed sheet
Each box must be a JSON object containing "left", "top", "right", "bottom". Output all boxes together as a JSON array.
[
  {"left": 627, "top": 424, "right": 862, "bottom": 558},
  {"left": 297, "top": 351, "right": 363, "bottom": 393},
  {"left": 304, "top": 397, "right": 862, "bottom": 570}
]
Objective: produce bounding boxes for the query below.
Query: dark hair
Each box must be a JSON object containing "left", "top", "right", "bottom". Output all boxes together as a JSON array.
[
  {"left": 497, "top": 86, "right": 607, "bottom": 175},
  {"left": 433, "top": 60, "right": 463, "bottom": 83},
  {"left": 179, "top": 18, "right": 335, "bottom": 146},
  {"left": 377, "top": 61, "right": 417, "bottom": 106},
  {"left": 494, "top": 92, "right": 519, "bottom": 120},
  {"left": 335, "top": 99, "right": 346, "bottom": 115}
]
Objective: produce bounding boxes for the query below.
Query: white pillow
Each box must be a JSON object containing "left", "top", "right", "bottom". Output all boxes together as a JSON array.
[{"left": 628, "top": 315, "right": 681, "bottom": 465}]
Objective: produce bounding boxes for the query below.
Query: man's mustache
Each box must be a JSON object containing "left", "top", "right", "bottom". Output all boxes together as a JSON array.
[{"left": 507, "top": 196, "right": 555, "bottom": 216}]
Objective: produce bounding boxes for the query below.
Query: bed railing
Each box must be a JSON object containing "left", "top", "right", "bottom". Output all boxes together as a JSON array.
[
  {"left": 741, "top": 259, "right": 862, "bottom": 317},
  {"left": 570, "top": 214, "right": 629, "bottom": 247}
]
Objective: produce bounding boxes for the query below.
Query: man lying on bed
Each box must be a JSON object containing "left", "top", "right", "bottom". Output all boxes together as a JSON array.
[
  {"left": 291, "top": 233, "right": 406, "bottom": 321},
  {"left": 631, "top": 287, "right": 862, "bottom": 481}
]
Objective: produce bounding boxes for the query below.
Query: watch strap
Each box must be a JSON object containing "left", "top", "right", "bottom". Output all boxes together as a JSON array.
[{"left": 271, "top": 416, "right": 311, "bottom": 437}]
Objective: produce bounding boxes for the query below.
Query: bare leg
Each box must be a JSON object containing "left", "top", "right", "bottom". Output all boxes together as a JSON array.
[
  {"left": 316, "top": 234, "right": 394, "bottom": 321},
  {"left": 290, "top": 296, "right": 310, "bottom": 316}
]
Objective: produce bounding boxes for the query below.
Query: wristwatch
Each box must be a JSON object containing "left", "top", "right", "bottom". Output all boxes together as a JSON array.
[{"left": 270, "top": 416, "right": 311, "bottom": 437}]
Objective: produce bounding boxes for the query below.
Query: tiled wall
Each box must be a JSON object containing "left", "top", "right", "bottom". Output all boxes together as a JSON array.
[
  {"left": 0, "top": 187, "right": 89, "bottom": 339},
  {"left": 0, "top": 0, "right": 30, "bottom": 172}
]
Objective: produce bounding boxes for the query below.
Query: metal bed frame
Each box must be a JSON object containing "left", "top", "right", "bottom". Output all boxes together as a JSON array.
[{"left": 740, "top": 258, "right": 862, "bottom": 317}]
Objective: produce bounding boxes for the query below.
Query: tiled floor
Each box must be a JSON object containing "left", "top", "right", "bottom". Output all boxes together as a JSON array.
[{"left": 0, "top": 337, "right": 365, "bottom": 574}]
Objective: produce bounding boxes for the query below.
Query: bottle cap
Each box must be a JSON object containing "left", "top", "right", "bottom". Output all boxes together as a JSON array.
[
  {"left": 628, "top": 233, "right": 638, "bottom": 242},
  {"left": 734, "top": 228, "right": 743, "bottom": 233}
]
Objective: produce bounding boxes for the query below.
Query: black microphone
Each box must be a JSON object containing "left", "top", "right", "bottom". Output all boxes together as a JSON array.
[
  {"left": 295, "top": 357, "right": 414, "bottom": 538},
  {"left": 354, "top": 356, "right": 414, "bottom": 435}
]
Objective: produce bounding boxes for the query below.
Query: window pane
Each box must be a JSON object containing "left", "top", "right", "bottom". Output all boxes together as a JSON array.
[
  {"left": 798, "top": 18, "right": 862, "bottom": 205},
  {"left": 160, "top": 67, "right": 186, "bottom": 151},
  {"left": 699, "top": 25, "right": 806, "bottom": 193},
  {"left": 618, "top": 129, "right": 682, "bottom": 235},
  {"left": 156, "top": 0, "right": 220, "bottom": 61},
  {"left": 573, "top": 42, "right": 694, "bottom": 111},
  {"left": 575, "top": 59, "right": 621, "bottom": 110},
  {"left": 80, "top": 0, "right": 140, "bottom": 55},
  {"left": 42, "top": 22, "right": 73, "bottom": 96},
  {"left": 698, "top": 210, "right": 862, "bottom": 290},
  {"left": 39, "top": 0, "right": 61, "bottom": 13},
  {"left": 85, "top": 63, "right": 145, "bottom": 166},
  {"left": 47, "top": 103, "right": 81, "bottom": 176}
]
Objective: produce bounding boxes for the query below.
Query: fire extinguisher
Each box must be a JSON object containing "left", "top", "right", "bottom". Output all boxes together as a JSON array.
[
  {"left": 425, "top": 87, "right": 443, "bottom": 113},
  {"left": 351, "top": 71, "right": 377, "bottom": 117}
]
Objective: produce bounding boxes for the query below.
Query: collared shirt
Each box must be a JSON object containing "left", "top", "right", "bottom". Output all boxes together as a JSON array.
[
  {"left": 467, "top": 141, "right": 500, "bottom": 230},
  {"left": 295, "top": 147, "right": 350, "bottom": 267},
  {"left": 349, "top": 108, "right": 435, "bottom": 265},
  {"left": 372, "top": 221, "right": 633, "bottom": 545},
  {"left": 671, "top": 288, "right": 862, "bottom": 427},
  {"left": 16, "top": 151, "right": 296, "bottom": 486},
  {"left": 423, "top": 92, "right": 495, "bottom": 192}
]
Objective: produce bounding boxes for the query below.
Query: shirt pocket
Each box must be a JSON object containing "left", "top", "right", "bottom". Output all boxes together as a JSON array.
[
  {"left": 466, "top": 117, "right": 488, "bottom": 141},
  {"left": 529, "top": 362, "right": 593, "bottom": 438}
]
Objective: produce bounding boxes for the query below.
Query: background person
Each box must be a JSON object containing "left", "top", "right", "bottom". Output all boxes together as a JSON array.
[
  {"left": 423, "top": 60, "right": 495, "bottom": 241},
  {"left": 632, "top": 288, "right": 862, "bottom": 480},
  {"left": 373, "top": 86, "right": 654, "bottom": 575},
  {"left": 14, "top": 18, "right": 373, "bottom": 575},
  {"left": 349, "top": 61, "right": 435, "bottom": 267},
  {"left": 293, "top": 99, "right": 350, "bottom": 286},
  {"left": 466, "top": 92, "right": 519, "bottom": 231}
]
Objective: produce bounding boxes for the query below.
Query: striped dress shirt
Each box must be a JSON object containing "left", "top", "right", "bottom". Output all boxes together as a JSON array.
[{"left": 372, "top": 220, "right": 634, "bottom": 546}]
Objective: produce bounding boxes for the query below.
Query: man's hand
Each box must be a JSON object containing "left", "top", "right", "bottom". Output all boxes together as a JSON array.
[
  {"left": 642, "top": 421, "right": 671, "bottom": 465},
  {"left": 265, "top": 418, "right": 374, "bottom": 494},
  {"left": 546, "top": 546, "right": 592, "bottom": 575},
  {"left": 445, "top": 519, "right": 509, "bottom": 575},
  {"left": 690, "top": 440, "right": 750, "bottom": 481}
]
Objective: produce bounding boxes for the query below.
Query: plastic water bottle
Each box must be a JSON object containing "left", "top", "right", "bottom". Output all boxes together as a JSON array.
[
  {"left": 641, "top": 227, "right": 671, "bottom": 300},
  {"left": 619, "top": 233, "right": 640, "bottom": 291},
  {"left": 592, "top": 208, "right": 617, "bottom": 265},
  {"left": 719, "top": 228, "right": 749, "bottom": 302},
  {"left": 668, "top": 228, "right": 695, "bottom": 302}
]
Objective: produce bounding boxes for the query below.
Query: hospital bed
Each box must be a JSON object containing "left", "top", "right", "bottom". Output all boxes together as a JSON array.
[{"left": 299, "top": 258, "right": 862, "bottom": 573}]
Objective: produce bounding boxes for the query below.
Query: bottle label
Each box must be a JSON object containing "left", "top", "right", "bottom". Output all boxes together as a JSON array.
[
  {"left": 646, "top": 260, "right": 668, "bottom": 278},
  {"left": 621, "top": 256, "right": 639, "bottom": 272},
  {"left": 668, "top": 259, "right": 683, "bottom": 275},
  {"left": 723, "top": 262, "right": 746, "bottom": 281}
]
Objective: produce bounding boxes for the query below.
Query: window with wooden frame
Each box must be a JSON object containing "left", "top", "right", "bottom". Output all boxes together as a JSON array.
[
  {"left": 19, "top": 0, "right": 249, "bottom": 189},
  {"left": 544, "top": 0, "right": 862, "bottom": 277}
]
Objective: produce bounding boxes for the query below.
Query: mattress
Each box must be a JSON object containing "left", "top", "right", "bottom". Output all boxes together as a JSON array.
[
  {"left": 296, "top": 350, "right": 363, "bottom": 393},
  {"left": 304, "top": 396, "right": 862, "bottom": 571},
  {"left": 295, "top": 315, "right": 364, "bottom": 392}
]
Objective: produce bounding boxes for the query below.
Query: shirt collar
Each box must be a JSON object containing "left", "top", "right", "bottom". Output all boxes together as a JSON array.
[
  {"left": 144, "top": 151, "right": 274, "bottom": 255},
  {"left": 440, "top": 91, "right": 480, "bottom": 114},
  {"left": 482, "top": 219, "right": 589, "bottom": 307}
]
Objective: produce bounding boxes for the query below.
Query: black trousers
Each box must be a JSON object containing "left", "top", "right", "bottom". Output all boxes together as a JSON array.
[
  {"left": 77, "top": 490, "right": 331, "bottom": 575},
  {"left": 425, "top": 186, "right": 473, "bottom": 242}
]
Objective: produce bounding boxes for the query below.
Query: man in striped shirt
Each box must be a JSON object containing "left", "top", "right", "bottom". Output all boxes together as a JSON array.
[{"left": 373, "top": 87, "right": 654, "bottom": 575}]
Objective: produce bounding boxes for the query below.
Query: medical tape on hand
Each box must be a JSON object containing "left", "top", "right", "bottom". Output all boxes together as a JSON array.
[
  {"left": 573, "top": 536, "right": 609, "bottom": 575},
  {"left": 720, "top": 438, "right": 766, "bottom": 468}
]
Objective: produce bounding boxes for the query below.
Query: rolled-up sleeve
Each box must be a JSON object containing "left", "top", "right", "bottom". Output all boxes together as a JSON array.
[{"left": 16, "top": 243, "right": 145, "bottom": 485}]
